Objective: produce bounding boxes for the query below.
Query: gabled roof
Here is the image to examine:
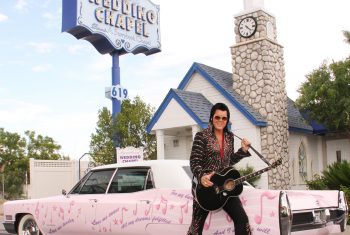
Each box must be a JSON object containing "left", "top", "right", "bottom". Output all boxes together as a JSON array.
[
  {"left": 148, "top": 62, "right": 315, "bottom": 133},
  {"left": 146, "top": 89, "right": 213, "bottom": 133},
  {"left": 178, "top": 62, "right": 267, "bottom": 126}
]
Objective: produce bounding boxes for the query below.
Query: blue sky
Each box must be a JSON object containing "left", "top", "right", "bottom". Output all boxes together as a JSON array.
[{"left": 1, "top": 0, "right": 350, "bottom": 159}]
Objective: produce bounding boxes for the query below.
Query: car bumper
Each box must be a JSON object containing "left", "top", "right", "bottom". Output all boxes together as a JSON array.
[
  {"left": 3, "top": 221, "right": 16, "bottom": 234},
  {"left": 291, "top": 208, "right": 347, "bottom": 233}
]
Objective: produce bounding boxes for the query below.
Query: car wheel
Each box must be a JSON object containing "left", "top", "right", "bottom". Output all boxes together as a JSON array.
[{"left": 17, "top": 214, "right": 42, "bottom": 235}]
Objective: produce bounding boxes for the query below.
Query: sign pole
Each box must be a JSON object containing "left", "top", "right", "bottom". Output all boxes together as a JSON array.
[
  {"left": 112, "top": 53, "right": 121, "bottom": 153},
  {"left": 112, "top": 53, "right": 121, "bottom": 118}
]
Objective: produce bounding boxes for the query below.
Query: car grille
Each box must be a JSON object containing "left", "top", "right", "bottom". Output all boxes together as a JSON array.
[{"left": 292, "top": 212, "right": 314, "bottom": 225}]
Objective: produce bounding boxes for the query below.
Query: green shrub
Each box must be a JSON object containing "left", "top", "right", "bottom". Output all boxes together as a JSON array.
[
  {"left": 340, "top": 185, "right": 350, "bottom": 225},
  {"left": 306, "top": 174, "right": 327, "bottom": 190},
  {"left": 238, "top": 164, "right": 261, "bottom": 187},
  {"left": 323, "top": 161, "right": 350, "bottom": 190}
]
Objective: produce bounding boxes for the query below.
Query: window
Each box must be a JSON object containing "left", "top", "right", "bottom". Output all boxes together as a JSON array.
[
  {"left": 173, "top": 139, "right": 179, "bottom": 147},
  {"left": 70, "top": 169, "right": 115, "bottom": 194},
  {"left": 298, "top": 143, "right": 307, "bottom": 180},
  {"left": 336, "top": 151, "right": 342, "bottom": 163},
  {"left": 108, "top": 167, "right": 154, "bottom": 193}
]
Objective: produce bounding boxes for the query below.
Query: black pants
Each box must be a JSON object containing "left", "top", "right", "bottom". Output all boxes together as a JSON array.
[{"left": 187, "top": 197, "right": 251, "bottom": 235}]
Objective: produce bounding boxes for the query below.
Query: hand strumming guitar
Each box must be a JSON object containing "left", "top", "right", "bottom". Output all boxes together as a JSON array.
[{"left": 201, "top": 172, "right": 215, "bottom": 188}]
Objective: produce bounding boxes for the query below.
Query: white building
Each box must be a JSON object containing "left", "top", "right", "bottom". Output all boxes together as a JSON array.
[{"left": 147, "top": 0, "right": 350, "bottom": 189}]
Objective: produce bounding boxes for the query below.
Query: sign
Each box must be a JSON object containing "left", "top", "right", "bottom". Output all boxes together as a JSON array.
[
  {"left": 62, "top": 0, "right": 161, "bottom": 55},
  {"left": 105, "top": 85, "right": 128, "bottom": 100},
  {"left": 116, "top": 147, "right": 143, "bottom": 163}
]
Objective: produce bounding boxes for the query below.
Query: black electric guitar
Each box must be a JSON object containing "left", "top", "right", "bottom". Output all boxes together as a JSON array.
[{"left": 194, "top": 158, "right": 282, "bottom": 211}]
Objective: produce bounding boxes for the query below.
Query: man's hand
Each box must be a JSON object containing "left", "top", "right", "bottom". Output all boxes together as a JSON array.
[
  {"left": 241, "top": 138, "right": 251, "bottom": 153},
  {"left": 201, "top": 172, "right": 215, "bottom": 187}
]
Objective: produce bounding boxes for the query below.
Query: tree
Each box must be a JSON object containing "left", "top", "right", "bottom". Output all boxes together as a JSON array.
[
  {"left": 0, "top": 128, "right": 67, "bottom": 199},
  {"left": 90, "top": 96, "right": 157, "bottom": 164},
  {"left": 89, "top": 107, "right": 116, "bottom": 164},
  {"left": 295, "top": 59, "right": 350, "bottom": 134},
  {"left": 0, "top": 128, "right": 27, "bottom": 199},
  {"left": 24, "top": 130, "right": 64, "bottom": 160},
  {"left": 115, "top": 96, "right": 156, "bottom": 160}
]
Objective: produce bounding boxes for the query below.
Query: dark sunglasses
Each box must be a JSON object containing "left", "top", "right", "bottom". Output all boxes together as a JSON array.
[{"left": 213, "top": 116, "right": 228, "bottom": 121}]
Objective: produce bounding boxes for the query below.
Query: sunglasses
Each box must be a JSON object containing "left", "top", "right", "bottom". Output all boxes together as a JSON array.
[{"left": 213, "top": 116, "right": 228, "bottom": 121}]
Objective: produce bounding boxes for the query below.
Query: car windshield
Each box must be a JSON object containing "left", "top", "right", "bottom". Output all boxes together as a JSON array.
[{"left": 70, "top": 169, "right": 115, "bottom": 194}]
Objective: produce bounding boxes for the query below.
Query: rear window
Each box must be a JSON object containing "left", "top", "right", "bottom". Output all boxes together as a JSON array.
[{"left": 108, "top": 167, "right": 154, "bottom": 193}]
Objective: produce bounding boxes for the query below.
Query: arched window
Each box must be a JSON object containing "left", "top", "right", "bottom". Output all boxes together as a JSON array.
[{"left": 298, "top": 142, "right": 307, "bottom": 181}]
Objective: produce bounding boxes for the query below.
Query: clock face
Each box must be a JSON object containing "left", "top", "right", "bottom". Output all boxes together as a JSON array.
[{"left": 239, "top": 17, "right": 257, "bottom": 38}]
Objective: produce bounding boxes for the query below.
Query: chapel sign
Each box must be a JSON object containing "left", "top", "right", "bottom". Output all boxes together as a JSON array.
[{"left": 62, "top": 0, "right": 161, "bottom": 55}]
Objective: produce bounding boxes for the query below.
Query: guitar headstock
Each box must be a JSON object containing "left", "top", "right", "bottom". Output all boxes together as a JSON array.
[{"left": 271, "top": 158, "right": 282, "bottom": 168}]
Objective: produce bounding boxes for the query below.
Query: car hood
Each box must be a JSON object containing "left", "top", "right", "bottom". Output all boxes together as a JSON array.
[{"left": 286, "top": 190, "right": 339, "bottom": 211}]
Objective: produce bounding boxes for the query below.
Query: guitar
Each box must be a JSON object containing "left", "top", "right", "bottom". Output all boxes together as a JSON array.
[{"left": 194, "top": 158, "right": 282, "bottom": 211}]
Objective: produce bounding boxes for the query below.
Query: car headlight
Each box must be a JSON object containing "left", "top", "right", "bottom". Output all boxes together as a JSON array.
[{"left": 279, "top": 191, "right": 292, "bottom": 235}]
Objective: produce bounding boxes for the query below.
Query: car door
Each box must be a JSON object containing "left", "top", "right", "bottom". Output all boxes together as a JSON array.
[
  {"left": 94, "top": 167, "right": 157, "bottom": 235},
  {"left": 63, "top": 168, "right": 117, "bottom": 234}
]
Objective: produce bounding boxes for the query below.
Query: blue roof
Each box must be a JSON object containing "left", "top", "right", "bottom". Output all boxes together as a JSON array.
[
  {"left": 287, "top": 98, "right": 313, "bottom": 133},
  {"left": 148, "top": 62, "right": 316, "bottom": 134},
  {"left": 178, "top": 62, "right": 267, "bottom": 126},
  {"left": 146, "top": 89, "right": 213, "bottom": 133}
]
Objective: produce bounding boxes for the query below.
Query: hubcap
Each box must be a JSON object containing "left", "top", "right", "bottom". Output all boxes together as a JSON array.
[{"left": 22, "top": 219, "right": 40, "bottom": 235}]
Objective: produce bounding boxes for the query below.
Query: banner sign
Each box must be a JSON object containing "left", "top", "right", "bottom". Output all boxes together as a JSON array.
[
  {"left": 116, "top": 147, "right": 144, "bottom": 163},
  {"left": 62, "top": 0, "right": 161, "bottom": 55}
]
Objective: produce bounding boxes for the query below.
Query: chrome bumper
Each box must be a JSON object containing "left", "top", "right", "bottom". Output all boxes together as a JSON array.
[{"left": 291, "top": 208, "right": 347, "bottom": 232}]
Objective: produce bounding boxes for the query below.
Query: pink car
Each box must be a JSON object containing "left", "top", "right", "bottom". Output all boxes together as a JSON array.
[{"left": 2, "top": 160, "right": 349, "bottom": 235}]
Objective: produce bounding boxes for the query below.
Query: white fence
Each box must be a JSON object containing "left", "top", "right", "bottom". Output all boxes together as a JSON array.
[{"left": 27, "top": 158, "right": 91, "bottom": 199}]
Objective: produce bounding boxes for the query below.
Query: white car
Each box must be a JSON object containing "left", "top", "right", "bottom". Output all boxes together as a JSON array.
[{"left": 2, "top": 160, "right": 348, "bottom": 235}]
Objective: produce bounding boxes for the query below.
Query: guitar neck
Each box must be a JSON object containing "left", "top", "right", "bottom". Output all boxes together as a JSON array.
[{"left": 235, "top": 166, "right": 273, "bottom": 185}]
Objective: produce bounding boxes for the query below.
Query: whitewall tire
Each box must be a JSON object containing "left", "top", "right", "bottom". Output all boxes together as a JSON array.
[{"left": 17, "top": 214, "right": 42, "bottom": 235}]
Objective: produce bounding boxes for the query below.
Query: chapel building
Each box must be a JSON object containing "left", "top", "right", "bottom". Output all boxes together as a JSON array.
[{"left": 146, "top": 0, "right": 350, "bottom": 189}]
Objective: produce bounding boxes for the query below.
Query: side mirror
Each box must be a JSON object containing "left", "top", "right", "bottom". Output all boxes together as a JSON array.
[{"left": 62, "top": 189, "right": 67, "bottom": 195}]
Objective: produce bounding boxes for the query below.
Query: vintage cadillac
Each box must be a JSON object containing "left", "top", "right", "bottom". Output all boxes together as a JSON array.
[{"left": 2, "top": 160, "right": 348, "bottom": 235}]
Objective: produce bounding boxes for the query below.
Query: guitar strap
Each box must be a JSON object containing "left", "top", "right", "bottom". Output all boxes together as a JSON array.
[{"left": 233, "top": 133, "right": 272, "bottom": 166}]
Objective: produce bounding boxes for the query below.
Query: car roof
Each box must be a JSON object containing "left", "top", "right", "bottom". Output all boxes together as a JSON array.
[
  {"left": 92, "top": 160, "right": 192, "bottom": 189},
  {"left": 92, "top": 159, "right": 189, "bottom": 170}
]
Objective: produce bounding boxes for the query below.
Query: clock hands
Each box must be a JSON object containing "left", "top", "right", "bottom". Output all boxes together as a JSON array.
[{"left": 245, "top": 25, "right": 253, "bottom": 31}]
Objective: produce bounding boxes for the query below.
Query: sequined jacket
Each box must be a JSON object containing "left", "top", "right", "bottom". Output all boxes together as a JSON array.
[{"left": 190, "top": 126, "right": 251, "bottom": 183}]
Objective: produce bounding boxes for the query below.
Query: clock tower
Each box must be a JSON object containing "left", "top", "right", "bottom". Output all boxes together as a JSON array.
[{"left": 231, "top": 0, "right": 290, "bottom": 189}]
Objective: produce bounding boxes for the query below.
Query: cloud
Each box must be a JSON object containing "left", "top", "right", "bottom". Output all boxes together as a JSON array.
[
  {"left": 0, "top": 98, "right": 97, "bottom": 158},
  {"left": 32, "top": 64, "right": 52, "bottom": 72},
  {"left": 42, "top": 8, "right": 61, "bottom": 28},
  {"left": 35, "top": 112, "right": 98, "bottom": 158},
  {"left": 29, "top": 42, "right": 55, "bottom": 53},
  {"left": 14, "top": 0, "right": 28, "bottom": 11},
  {"left": 0, "top": 99, "right": 50, "bottom": 124},
  {"left": 0, "top": 13, "right": 8, "bottom": 22},
  {"left": 67, "top": 44, "right": 88, "bottom": 55}
]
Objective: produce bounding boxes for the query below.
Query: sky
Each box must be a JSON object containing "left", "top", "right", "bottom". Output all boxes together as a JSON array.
[{"left": 0, "top": 0, "right": 349, "bottom": 159}]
